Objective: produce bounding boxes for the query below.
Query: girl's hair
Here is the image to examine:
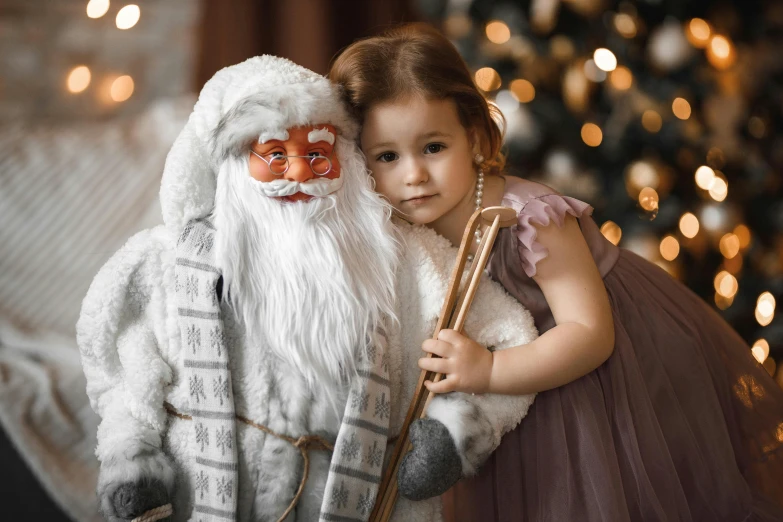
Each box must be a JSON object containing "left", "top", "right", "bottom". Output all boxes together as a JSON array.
[{"left": 329, "top": 23, "right": 506, "bottom": 176}]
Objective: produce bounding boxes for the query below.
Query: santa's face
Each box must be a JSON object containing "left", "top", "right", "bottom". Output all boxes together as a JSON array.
[{"left": 248, "top": 124, "right": 342, "bottom": 203}]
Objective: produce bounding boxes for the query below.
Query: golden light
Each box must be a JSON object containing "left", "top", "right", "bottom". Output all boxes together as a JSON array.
[
  {"left": 614, "top": 13, "right": 637, "bottom": 38},
  {"left": 110, "top": 75, "right": 134, "bottom": 102},
  {"left": 660, "top": 235, "right": 680, "bottom": 261},
  {"left": 593, "top": 48, "right": 618, "bottom": 72},
  {"left": 715, "top": 292, "right": 734, "bottom": 310},
  {"left": 672, "top": 97, "right": 691, "bottom": 120},
  {"left": 642, "top": 110, "right": 662, "bottom": 133},
  {"left": 708, "top": 176, "right": 728, "bottom": 202},
  {"left": 475, "top": 67, "right": 501, "bottom": 91},
  {"left": 719, "top": 233, "right": 740, "bottom": 259},
  {"left": 680, "top": 212, "right": 699, "bottom": 238},
  {"left": 86, "top": 0, "right": 110, "bottom": 19},
  {"left": 638, "top": 187, "right": 659, "bottom": 211},
  {"left": 694, "top": 165, "right": 715, "bottom": 189},
  {"left": 714, "top": 270, "right": 738, "bottom": 298},
  {"left": 627, "top": 161, "right": 659, "bottom": 193},
  {"left": 581, "top": 123, "right": 603, "bottom": 147},
  {"left": 116, "top": 4, "right": 140, "bottom": 30},
  {"left": 600, "top": 221, "right": 622, "bottom": 246},
  {"left": 510, "top": 79, "right": 535, "bottom": 103},
  {"left": 756, "top": 291, "right": 775, "bottom": 326},
  {"left": 610, "top": 66, "right": 633, "bottom": 90},
  {"left": 686, "top": 18, "right": 711, "bottom": 48},
  {"left": 707, "top": 35, "right": 736, "bottom": 70},
  {"left": 66, "top": 66, "right": 91, "bottom": 93},
  {"left": 751, "top": 339, "right": 770, "bottom": 364},
  {"left": 486, "top": 21, "right": 511, "bottom": 44},
  {"left": 734, "top": 224, "right": 751, "bottom": 249}
]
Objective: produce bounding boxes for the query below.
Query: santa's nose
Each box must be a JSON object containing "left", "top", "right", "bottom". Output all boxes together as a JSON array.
[{"left": 284, "top": 157, "right": 315, "bottom": 183}]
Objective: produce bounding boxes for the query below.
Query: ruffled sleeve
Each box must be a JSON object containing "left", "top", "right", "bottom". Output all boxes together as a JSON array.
[{"left": 514, "top": 194, "right": 593, "bottom": 278}]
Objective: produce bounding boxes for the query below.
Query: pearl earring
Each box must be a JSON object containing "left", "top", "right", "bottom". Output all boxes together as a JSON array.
[{"left": 467, "top": 154, "right": 486, "bottom": 263}]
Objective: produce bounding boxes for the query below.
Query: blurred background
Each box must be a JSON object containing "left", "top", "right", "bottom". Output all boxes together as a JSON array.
[{"left": 0, "top": 0, "right": 781, "bottom": 519}]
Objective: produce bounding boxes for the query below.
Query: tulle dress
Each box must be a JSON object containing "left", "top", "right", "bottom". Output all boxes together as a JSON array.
[{"left": 441, "top": 175, "right": 783, "bottom": 522}]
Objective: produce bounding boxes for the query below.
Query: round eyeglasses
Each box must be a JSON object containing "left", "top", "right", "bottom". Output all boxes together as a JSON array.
[{"left": 250, "top": 150, "right": 333, "bottom": 177}]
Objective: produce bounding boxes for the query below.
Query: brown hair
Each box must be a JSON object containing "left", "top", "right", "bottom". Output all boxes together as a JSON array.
[{"left": 329, "top": 23, "right": 506, "bottom": 175}]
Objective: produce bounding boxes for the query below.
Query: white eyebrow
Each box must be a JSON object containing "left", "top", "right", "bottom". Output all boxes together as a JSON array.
[
  {"left": 258, "top": 129, "right": 289, "bottom": 144},
  {"left": 308, "top": 127, "right": 335, "bottom": 145}
]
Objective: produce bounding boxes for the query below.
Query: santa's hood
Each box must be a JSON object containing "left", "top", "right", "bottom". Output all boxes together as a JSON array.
[{"left": 159, "top": 55, "right": 358, "bottom": 235}]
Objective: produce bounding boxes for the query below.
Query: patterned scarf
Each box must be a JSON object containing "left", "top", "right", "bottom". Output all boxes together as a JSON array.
[{"left": 176, "top": 219, "right": 390, "bottom": 522}]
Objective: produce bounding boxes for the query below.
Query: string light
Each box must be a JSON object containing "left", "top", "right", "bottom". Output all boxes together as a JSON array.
[
  {"left": 687, "top": 18, "right": 711, "bottom": 48},
  {"left": 660, "top": 235, "right": 680, "bottom": 261},
  {"left": 116, "top": 4, "right": 140, "bottom": 30},
  {"left": 642, "top": 110, "right": 662, "bottom": 133},
  {"left": 110, "top": 75, "right": 134, "bottom": 102},
  {"left": 638, "top": 187, "right": 659, "bottom": 211},
  {"left": 86, "top": 0, "right": 110, "bottom": 19},
  {"left": 719, "top": 233, "right": 740, "bottom": 259},
  {"left": 614, "top": 13, "right": 637, "bottom": 38},
  {"left": 610, "top": 66, "right": 633, "bottom": 90},
  {"left": 755, "top": 292, "right": 776, "bottom": 327},
  {"left": 486, "top": 21, "right": 511, "bottom": 44},
  {"left": 475, "top": 67, "right": 501, "bottom": 91},
  {"left": 695, "top": 165, "right": 715, "bottom": 189},
  {"left": 715, "top": 292, "right": 734, "bottom": 310},
  {"left": 600, "top": 221, "right": 622, "bottom": 245},
  {"left": 708, "top": 175, "right": 728, "bottom": 202},
  {"left": 707, "top": 35, "right": 736, "bottom": 69},
  {"left": 510, "top": 79, "right": 535, "bottom": 103},
  {"left": 751, "top": 339, "right": 770, "bottom": 364},
  {"left": 672, "top": 98, "right": 691, "bottom": 120},
  {"left": 66, "top": 65, "right": 91, "bottom": 93},
  {"left": 714, "top": 270, "right": 738, "bottom": 298},
  {"left": 626, "top": 161, "right": 659, "bottom": 194},
  {"left": 581, "top": 123, "right": 603, "bottom": 147},
  {"left": 593, "top": 48, "right": 617, "bottom": 72},
  {"left": 680, "top": 212, "right": 699, "bottom": 238},
  {"left": 734, "top": 224, "right": 751, "bottom": 249}
]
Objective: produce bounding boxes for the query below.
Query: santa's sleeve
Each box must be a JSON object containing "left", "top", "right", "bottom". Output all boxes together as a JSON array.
[
  {"left": 77, "top": 228, "right": 174, "bottom": 464},
  {"left": 424, "top": 269, "right": 538, "bottom": 477}
]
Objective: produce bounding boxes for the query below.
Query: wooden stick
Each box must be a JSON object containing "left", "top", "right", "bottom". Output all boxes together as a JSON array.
[{"left": 370, "top": 207, "right": 515, "bottom": 522}]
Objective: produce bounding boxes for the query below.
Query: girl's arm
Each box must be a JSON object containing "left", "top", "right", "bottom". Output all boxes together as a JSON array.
[{"left": 421, "top": 214, "right": 615, "bottom": 395}]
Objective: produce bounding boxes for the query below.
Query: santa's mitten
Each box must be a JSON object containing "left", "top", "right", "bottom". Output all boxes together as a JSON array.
[
  {"left": 397, "top": 418, "right": 462, "bottom": 501},
  {"left": 97, "top": 444, "right": 175, "bottom": 522}
]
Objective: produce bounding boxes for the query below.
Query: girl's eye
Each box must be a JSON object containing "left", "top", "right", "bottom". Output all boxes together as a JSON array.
[
  {"left": 424, "top": 143, "right": 445, "bottom": 154},
  {"left": 377, "top": 152, "right": 398, "bottom": 163}
]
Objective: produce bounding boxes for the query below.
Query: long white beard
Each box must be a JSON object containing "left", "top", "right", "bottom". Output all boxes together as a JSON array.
[{"left": 212, "top": 140, "right": 398, "bottom": 390}]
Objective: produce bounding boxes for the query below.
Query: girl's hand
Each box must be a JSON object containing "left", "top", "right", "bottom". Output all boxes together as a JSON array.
[{"left": 418, "top": 329, "right": 493, "bottom": 394}]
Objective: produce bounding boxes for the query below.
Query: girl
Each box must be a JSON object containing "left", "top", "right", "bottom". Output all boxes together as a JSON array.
[{"left": 330, "top": 23, "right": 783, "bottom": 522}]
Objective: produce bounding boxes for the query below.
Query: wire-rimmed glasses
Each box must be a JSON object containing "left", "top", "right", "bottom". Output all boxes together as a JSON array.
[{"left": 250, "top": 150, "right": 333, "bottom": 177}]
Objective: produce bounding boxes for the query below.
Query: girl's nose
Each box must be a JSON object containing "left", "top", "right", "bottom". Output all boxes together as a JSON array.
[{"left": 404, "top": 160, "right": 429, "bottom": 186}]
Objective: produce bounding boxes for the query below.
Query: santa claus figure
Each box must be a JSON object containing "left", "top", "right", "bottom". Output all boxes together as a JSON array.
[{"left": 77, "top": 56, "right": 537, "bottom": 522}]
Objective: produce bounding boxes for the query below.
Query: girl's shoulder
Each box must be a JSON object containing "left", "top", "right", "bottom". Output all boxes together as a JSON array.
[{"left": 499, "top": 176, "right": 595, "bottom": 278}]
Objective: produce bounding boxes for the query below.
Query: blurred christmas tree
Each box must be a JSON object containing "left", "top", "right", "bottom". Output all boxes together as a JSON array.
[{"left": 417, "top": 0, "right": 783, "bottom": 384}]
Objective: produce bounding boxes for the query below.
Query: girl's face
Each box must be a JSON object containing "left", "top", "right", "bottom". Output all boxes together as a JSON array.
[{"left": 361, "top": 96, "right": 478, "bottom": 227}]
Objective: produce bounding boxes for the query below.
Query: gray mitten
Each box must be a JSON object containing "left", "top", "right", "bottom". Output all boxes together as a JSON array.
[
  {"left": 111, "top": 479, "right": 171, "bottom": 520},
  {"left": 397, "top": 418, "right": 462, "bottom": 501}
]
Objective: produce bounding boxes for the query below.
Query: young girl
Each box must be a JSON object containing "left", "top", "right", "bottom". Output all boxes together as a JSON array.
[{"left": 330, "top": 23, "right": 783, "bottom": 522}]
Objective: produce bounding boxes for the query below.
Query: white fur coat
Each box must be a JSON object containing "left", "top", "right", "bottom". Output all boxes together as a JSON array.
[{"left": 77, "top": 218, "right": 537, "bottom": 521}]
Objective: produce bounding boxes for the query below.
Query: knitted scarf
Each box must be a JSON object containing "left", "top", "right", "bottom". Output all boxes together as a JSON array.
[{"left": 176, "top": 219, "right": 390, "bottom": 522}]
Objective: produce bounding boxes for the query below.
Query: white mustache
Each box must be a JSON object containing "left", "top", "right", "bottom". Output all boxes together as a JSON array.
[{"left": 251, "top": 176, "right": 344, "bottom": 198}]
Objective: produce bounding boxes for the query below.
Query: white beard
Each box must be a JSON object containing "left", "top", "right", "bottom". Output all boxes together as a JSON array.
[{"left": 212, "top": 139, "right": 399, "bottom": 390}]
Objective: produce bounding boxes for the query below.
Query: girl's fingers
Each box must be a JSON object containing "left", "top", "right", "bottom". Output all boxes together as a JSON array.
[
  {"left": 436, "top": 329, "right": 465, "bottom": 344},
  {"left": 424, "top": 377, "right": 456, "bottom": 394},
  {"left": 418, "top": 357, "right": 449, "bottom": 373},
  {"left": 421, "top": 338, "right": 452, "bottom": 357}
]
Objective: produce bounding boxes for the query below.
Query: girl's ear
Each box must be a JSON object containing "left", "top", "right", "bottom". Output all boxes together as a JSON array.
[{"left": 469, "top": 128, "right": 482, "bottom": 157}]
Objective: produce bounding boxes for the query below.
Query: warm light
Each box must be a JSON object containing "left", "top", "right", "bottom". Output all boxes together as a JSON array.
[
  {"left": 510, "top": 79, "right": 535, "bottom": 103},
  {"left": 627, "top": 161, "right": 659, "bottom": 192},
  {"left": 581, "top": 123, "right": 603, "bottom": 147},
  {"left": 600, "top": 221, "right": 622, "bottom": 245},
  {"left": 751, "top": 339, "right": 770, "bottom": 364},
  {"left": 695, "top": 165, "right": 715, "bottom": 189},
  {"left": 734, "top": 224, "right": 751, "bottom": 249},
  {"left": 714, "top": 270, "right": 738, "bottom": 298},
  {"left": 610, "top": 66, "right": 633, "bottom": 90},
  {"left": 614, "top": 13, "right": 637, "bottom": 38},
  {"left": 756, "top": 292, "right": 775, "bottom": 326},
  {"left": 672, "top": 98, "right": 691, "bottom": 120},
  {"left": 680, "top": 212, "right": 699, "bottom": 238},
  {"left": 708, "top": 176, "right": 728, "bottom": 202},
  {"left": 66, "top": 66, "right": 91, "bottom": 93},
  {"left": 116, "top": 4, "right": 140, "bottom": 30},
  {"left": 110, "top": 75, "right": 134, "bottom": 102},
  {"left": 642, "top": 110, "right": 662, "bottom": 133},
  {"left": 593, "top": 48, "right": 617, "bottom": 72},
  {"left": 660, "top": 235, "right": 680, "bottom": 261},
  {"left": 638, "top": 187, "right": 659, "bottom": 211},
  {"left": 583, "top": 60, "right": 607, "bottom": 82},
  {"left": 475, "top": 67, "right": 501, "bottom": 91},
  {"left": 687, "top": 18, "right": 711, "bottom": 48},
  {"left": 486, "top": 21, "right": 511, "bottom": 44},
  {"left": 707, "top": 35, "right": 735, "bottom": 69},
  {"left": 86, "top": 0, "right": 110, "bottom": 18},
  {"left": 719, "top": 233, "right": 740, "bottom": 259},
  {"left": 715, "top": 292, "right": 734, "bottom": 310}
]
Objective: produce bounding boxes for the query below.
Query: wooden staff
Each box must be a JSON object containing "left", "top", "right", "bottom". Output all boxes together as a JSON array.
[{"left": 370, "top": 206, "right": 517, "bottom": 522}]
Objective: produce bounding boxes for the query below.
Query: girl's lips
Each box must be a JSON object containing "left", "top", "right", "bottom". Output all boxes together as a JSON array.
[{"left": 404, "top": 195, "right": 435, "bottom": 206}]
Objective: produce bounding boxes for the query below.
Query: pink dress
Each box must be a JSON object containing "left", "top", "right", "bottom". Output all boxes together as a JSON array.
[{"left": 441, "top": 176, "right": 783, "bottom": 522}]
